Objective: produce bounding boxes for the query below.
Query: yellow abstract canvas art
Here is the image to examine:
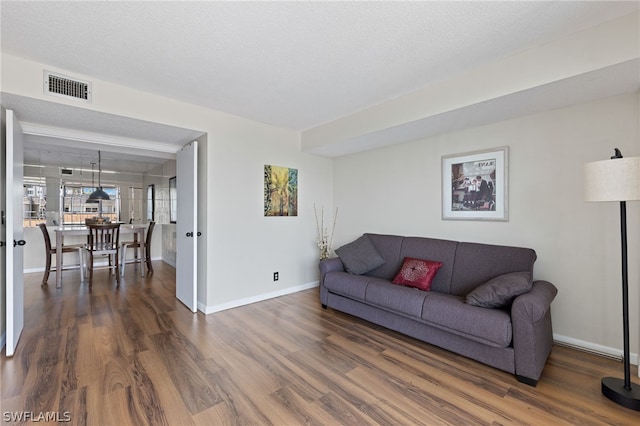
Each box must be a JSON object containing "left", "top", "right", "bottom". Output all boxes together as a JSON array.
[{"left": 264, "top": 165, "right": 298, "bottom": 216}]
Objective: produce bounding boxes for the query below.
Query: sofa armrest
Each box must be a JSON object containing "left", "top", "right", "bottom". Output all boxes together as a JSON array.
[
  {"left": 319, "top": 257, "right": 344, "bottom": 307},
  {"left": 512, "top": 280, "right": 557, "bottom": 323},
  {"left": 320, "top": 257, "right": 344, "bottom": 280},
  {"left": 511, "top": 280, "right": 558, "bottom": 385}
]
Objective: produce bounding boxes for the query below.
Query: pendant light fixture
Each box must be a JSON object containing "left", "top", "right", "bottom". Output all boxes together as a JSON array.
[
  {"left": 88, "top": 151, "right": 110, "bottom": 201},
  {"left": 86, "top": 162, "right": 99, "bottom": 204}
]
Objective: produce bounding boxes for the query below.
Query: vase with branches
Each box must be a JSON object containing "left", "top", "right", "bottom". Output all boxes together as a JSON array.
[{"left": 314, "top": 204, "right": 338, "bottom": 260}]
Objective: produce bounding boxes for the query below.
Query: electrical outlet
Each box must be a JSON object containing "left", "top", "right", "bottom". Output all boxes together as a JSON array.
[{"left": 273, "top": 272, "right": 279, "bottom": 281}]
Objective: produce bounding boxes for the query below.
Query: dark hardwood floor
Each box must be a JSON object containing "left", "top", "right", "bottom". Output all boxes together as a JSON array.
[{"left": 2, "top": 262, "right": 639, "bottom": 425}]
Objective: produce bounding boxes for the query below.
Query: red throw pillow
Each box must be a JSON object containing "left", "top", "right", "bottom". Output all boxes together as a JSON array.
[{"left": 392, "top": 257, "right": 443, "bottom": 291}]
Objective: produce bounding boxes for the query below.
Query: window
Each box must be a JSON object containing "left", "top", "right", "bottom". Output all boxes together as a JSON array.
[
  {"left": 23, "top": 183, "right": 46, "bottom": 227},
  {"left": 62, "top": 184, "right": 120, "bottom": 224},
  {"left": 147, "top": 184, "right": 155, "bottom": 221},
  {"left": 169, "top": 176, "right": 177, "bottom": 223}
]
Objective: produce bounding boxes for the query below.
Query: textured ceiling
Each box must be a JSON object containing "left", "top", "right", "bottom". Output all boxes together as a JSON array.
[{"left": 2, "top": 1, "right": 638, "bottom": 132}]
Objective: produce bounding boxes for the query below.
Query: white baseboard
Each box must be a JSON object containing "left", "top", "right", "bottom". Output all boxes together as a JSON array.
[
  {"left": 554, "top": 333, "right": 639, "bottom": 366},
  {"left": 199, "top": 281, "right": 319, "bottom": 314}
]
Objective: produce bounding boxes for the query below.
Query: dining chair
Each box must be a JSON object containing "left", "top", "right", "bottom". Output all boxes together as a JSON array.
[
  {"left": 85, "top": 223, "right": 121, "bottom": 288},
  {"left": 120, "top": 221, "right": 155, "bottom": 276},
  {"left": 38, "top": 223, "right": 85, "bottom": 286}
]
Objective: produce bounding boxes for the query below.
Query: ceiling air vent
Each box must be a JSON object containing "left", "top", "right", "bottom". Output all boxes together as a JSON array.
[
  {"left": 60, "top": 168, "right": 74, "bottom": 176},
  {"left": 44, "top": 70, "right": 92, "bottom": 103}
]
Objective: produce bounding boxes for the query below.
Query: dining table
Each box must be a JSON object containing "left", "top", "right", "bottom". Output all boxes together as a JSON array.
[{"left": 54, "top": 223, "right": 147, "bottom": 288}]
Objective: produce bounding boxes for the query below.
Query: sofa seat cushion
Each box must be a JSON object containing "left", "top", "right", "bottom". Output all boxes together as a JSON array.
[
  {"left": 365, "top": 280, "right": 428, "bottom": 318},
  {"left": 323, "top": 272, "right": 372, "bottom": 301},
  {"left": 422, "top": 292, "right": 512, "bottom": 348}
]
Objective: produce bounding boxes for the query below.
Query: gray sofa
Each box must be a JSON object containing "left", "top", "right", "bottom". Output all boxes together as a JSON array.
[{"left": 319, "top": 233, "right": 558, "bottom": 386}]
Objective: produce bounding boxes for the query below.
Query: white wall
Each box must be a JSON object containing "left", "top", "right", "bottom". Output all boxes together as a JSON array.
[
  {"left": 1, "top": 54, "right": 333, "bottom": 316},
  {"left": 207, "top": 128, "right": 333, "bottom": 311},
  {"left": 333, "top": 92, "right": 640, "bottom": 361}
]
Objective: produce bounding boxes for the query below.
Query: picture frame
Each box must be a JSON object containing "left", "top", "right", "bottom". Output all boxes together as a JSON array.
[
  {"left": 264, "top": 164, "right": 298, "bottom": 217},
  {"left": 169, "top": 176, "right": 177, "bottom": 223},
  {"left": 442, "top": 146, "right": 508, "bottom": 221}
]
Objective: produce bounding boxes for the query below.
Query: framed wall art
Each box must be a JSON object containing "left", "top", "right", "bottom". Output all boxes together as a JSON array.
[
  {"left": 442, "top": 147, "right": 508, "bottom": 221},
  {"left": 264, "top": 165, "right": 298, "bottom": 216}
]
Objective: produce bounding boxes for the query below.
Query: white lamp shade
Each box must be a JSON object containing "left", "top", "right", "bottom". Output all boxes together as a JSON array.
[{"left": 584, "top": 156, "right": 640, "bottom": 202}]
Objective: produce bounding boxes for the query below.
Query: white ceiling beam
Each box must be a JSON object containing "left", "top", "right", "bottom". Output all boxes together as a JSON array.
[
  {"left": 302, "top": 11, "right": 640, "bottom": 156},
  {"left": 21, "top": 122, "right": 180, "bottom": 154}
]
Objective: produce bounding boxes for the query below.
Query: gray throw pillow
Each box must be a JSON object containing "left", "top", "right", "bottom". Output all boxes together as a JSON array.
[
  {"left": 335, "top": 235, "right": 386, "bottom": 275},
  {"left": 466, "top": 271, "right": 533, "bottom": 308}
]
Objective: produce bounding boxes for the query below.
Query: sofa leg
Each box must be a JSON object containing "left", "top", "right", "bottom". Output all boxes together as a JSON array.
[
  {"left": 321, "top": 304, "right": 327, "bottom": 309},
  {"left": 516, "top": 375, "right": 538, "bottom": 387}
]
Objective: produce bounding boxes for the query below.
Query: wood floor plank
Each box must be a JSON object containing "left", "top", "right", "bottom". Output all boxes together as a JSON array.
[
  {"left": 285, "top": 348, "right": 380, "bottom": 409},
  {"left": 349, "top": 368, "right": 460, "bottom": 425},
  {"left": 61, "top": 323, "right": 79, "bottom": 389},
  {"left": 379, "top": 346, "right": 513, "bottom": 403},
  {"left": 99, "top": 386, "right": 137, "bottom": 426},
  {"left": 331, "top": 336, "right": 511, "bottom": 424},
  {"left": 317, "top": 390, "right": 376, "bottom": 425},
  {"left": 3, "top": 262, "right": 640, "bottom": 425},
  {"left": 92, "top": 325, "right": 134, "bottom": 394},
  {"left": 148, "top": 330, "right": 222, "bottom": 415},
  {"left": 58, "top": 386, "right": 87, "bottom": 426},
  {"left": 191, "top": 402, "right": 232, "bottom": 426},
  {"left": 74, "top": 323, "right": 104, "bottom": 389},
  {"left": 230, "top": 331, "right": 330, "bottom": 403},
  {"left": 89, "top": 293, "right": 115, "bottom": 329},
  {"left": 24, "top": 331, "right": 64, "bottom": 415},
  {"left": 202, "top": 368, "right": 275, "bottom": 425},
  {"left": 115, "top": 301, "right": 149, "bottom": 354},
  {"left": 136, "top": 349, "right": 196, "bottom": 426},
  {"left": 268, "top": 386, "right": 332, "bottom": 425},
  {"left": 363, "top": 398, "right": 434, "bottom": 426},
  {"left": 127, "top": 353, "right": 169, "bottom": 426}
]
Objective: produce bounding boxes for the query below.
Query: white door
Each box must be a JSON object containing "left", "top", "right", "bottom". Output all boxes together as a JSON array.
[
  {"left": 0, "top": 109, "right": 5, "bottom": 352},
  {"left": 3, "top": 109, "right": 25, "bottom": 356},
  {"left": 176, "top": 141, "right": 198, "bottom": 312}
]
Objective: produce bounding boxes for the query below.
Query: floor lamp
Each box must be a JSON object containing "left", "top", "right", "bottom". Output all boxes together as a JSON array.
[{"left": 584, "top": 148, "right": 640, "bottom": 411}]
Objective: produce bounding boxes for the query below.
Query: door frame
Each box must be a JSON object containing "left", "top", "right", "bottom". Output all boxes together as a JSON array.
[{"left": 2, "top": 109, "right": 202, "bottom": 353}]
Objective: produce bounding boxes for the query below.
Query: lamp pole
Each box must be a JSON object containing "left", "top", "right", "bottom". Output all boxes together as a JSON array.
[{"left": 598, "top": 150, "right": 640, "bottom": 410}]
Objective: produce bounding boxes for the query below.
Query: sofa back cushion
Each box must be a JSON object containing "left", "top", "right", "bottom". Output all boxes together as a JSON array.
[
  {"left": 360, "top": 234, "right": 536, "bottom": 297},
  {"left": 363, "top": 234, "right": 458, "bottom": 293},
  {"left": 362, "top": 234, "right": 404, "bottom": 280},
  {"left": 335, "top": 235, "right": 386, "bottom": 275},
  {"left": 450, "top": 242, "right": 537, "bottom": 296}
]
